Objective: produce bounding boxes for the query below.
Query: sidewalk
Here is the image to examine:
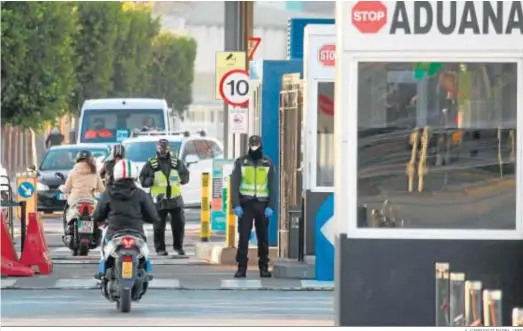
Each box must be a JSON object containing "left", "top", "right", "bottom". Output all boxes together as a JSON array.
[{"left": 1, "top": 265, "right": 333, "bottom": 291}]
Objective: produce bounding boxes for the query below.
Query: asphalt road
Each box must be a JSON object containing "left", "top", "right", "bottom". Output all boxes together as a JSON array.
[{"left": 0, "top": 290, "right": 334, "bottom": 326}]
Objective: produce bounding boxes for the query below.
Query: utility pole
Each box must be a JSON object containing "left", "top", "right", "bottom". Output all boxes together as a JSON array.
[{"left": 223, "top": 1, "right": 253, "bottom": 159}]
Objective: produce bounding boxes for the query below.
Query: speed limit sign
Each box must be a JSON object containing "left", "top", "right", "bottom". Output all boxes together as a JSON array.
[{"left": 219, "top": 69, "right": 250, "bottom": 107}]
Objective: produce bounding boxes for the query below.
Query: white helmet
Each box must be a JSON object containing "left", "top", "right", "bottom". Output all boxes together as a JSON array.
[{"left": 113, "top": 159, "right": 139, "bottom": 182}]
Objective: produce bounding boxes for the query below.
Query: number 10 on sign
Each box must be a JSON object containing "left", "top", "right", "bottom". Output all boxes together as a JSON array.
[{"left": 219, "top": 69, "right": 250, "bottom": 107}]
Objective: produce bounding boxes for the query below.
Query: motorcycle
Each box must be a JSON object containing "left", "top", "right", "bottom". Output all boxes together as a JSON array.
[
  {"left": 63, "top": 197, "right": 98, "bottom": 256},
  {"left": 100, "top": 228, "right": 152, "bottom": 313}
]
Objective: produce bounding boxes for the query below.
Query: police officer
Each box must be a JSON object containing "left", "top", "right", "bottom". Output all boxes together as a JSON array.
[
  {"left": 230, "top": 135, "right": 275, "bottom": 278},
  {"left": 139, "top": 139, "right": 189, "bottom": 256}
]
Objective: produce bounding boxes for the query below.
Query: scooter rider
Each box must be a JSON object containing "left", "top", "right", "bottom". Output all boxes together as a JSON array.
[
  {"left": 60, "top": 150, "right": 105, "bottom": 248},
  {"left": 93, "top": 159, "right": 160, "bottom": 280},
  {"left": 100, "top": 144, "right": 126, "bottom": 185}
]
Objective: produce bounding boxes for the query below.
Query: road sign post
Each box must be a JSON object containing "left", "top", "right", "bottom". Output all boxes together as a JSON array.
[
  {"left": 318, "top": 44, "right": 336, "bottom": 67},
  {"left": 215, "top": 52, "right": 247, "bottom": 100},
  {"left": 351, "top": 1, "right": 388, "bottom": 34},
  {"left": 219, "top": 69, "right": 251, "bottom": 108},
  {"left": 15, "top": 175, "right": 37, "bottom": 223},
  {"left": 247, "top": 37, "right": 261, "bottom": 61},
  {"left": 229, "top": 107, "right": 249, "bottom": 135}
]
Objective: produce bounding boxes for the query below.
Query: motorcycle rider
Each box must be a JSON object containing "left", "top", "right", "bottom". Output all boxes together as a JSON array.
[
  {"left": 59, "top": 150, "right": 105, "bottom": 247},
  {"left": 99, "top": 144, "right": 126, "bottom": 185},
  {"left": 139, "top": 138, "right": 189, "bottom": 256},
  {"left": 92, "top": 159, "right": 160, "bottom": 280}
]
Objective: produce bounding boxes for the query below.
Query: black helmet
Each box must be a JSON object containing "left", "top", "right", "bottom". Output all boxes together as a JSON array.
[
  {"left": 76, "top": 150, "right": 92, "bottom": 163},
  {"left": 248, "top": 135, "right": 262, "bottom": 147},
  {"left": 112, "top": 144, "right": 126, "bottom": 158}
]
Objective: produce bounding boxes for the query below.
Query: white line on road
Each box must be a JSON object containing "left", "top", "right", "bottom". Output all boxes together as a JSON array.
[
  {"left": 1, "top": 279, "right": 17, "bottom": 289},
  {"left": 221, "top": 279, "right": 262, "bottom": 289}
]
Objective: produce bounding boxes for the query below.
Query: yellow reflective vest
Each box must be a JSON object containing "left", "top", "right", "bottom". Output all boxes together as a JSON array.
[
  {"left": 149, "top": 156, "right": 181, "bottom": 199},
  {"left": 239, "top": 160, "right": 270, "bottom": 199}
]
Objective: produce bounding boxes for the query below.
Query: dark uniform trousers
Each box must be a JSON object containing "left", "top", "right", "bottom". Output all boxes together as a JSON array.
[
  {"left": 153, "top": 207, "right": 185, "bottom": 252},
  {"left": 236, "top": 199, "right": 270, "bottom": 268}
]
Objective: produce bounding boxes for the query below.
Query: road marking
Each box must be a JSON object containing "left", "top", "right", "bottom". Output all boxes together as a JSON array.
[
  {"left": 300, "top": 280, "right": 334, "bottom": 289},
  {"left": 1, "top": 279, "right": 17, "bottom": 289},
  {"left": 55, "top": 278, "right": 98, "bottom": 289},
  {"left": 149, "top": 279, "right": 180, "bottom": 289},
  {"left": 221, "top": 279, "right": 262, "bottom": 289}
]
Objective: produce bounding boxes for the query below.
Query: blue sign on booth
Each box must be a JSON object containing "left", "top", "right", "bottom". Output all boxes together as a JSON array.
[{"left": 18, "top": 181, "right": 35, "bottom": 199}]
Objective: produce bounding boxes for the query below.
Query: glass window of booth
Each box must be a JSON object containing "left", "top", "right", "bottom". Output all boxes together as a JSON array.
[
  {"left": 316, "top": 81, "right": 335, "bottom": 188},
  {"left": 356, "top": 62, "right": 518, "bottom": 230}
]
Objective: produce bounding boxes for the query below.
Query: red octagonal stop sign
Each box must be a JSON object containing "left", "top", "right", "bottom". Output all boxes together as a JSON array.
[
  {"left": 351, "top": 1, "right": 388, "bottom": 34},
  {"left": 318, "top": 44, "right": 335, "bottom": 67}
]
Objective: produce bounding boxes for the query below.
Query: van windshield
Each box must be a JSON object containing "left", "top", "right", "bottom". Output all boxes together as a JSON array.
[{"left": 79, "top": 109, "right": 166, "bottom": 143}]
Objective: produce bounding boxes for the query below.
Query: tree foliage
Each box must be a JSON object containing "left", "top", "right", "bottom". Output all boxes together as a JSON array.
[
  {"left": 1, "top": 2, "right": 197, "bottom": 129},
  {"left": 1, "top": 1, "right": 78, "bottom": 129},
  {"left": 148, "top": 32, "right": 197, "bottom": 114}
]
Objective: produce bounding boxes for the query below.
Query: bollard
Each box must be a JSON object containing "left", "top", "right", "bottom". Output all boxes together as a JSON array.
[
  {"left": 225, "top": 179, "right": 236, "bottom": 248},
  {"left": 200, "top": 173, "right": 211, "bottom": 242},
  {"left": 450, "top": 272, "right": 466, "bottom": 326},
  {"left": 435, "top": 262, "right": 450, "bottom": 326},
  {"left": 465, "top": 281, "right": 482, "bottom": 326},
  {"left": 483, "top": 290, "right": 503, "bottom": 326},
  {"left": 512, "top": 308, "right": 523, "bottom": 326}
]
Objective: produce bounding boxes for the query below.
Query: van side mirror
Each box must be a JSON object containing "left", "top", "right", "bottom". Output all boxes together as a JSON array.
[{"left": 28, "top": 165, "right": 36, "bottom": 171}]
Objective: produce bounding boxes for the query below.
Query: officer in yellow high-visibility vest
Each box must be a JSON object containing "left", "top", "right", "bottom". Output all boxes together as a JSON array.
[
  {"left": 139, "top": 139, "right": 189, "bottom": 256},
  {"left": 230, "top": 135, "right": 276, "bottom": 278}
]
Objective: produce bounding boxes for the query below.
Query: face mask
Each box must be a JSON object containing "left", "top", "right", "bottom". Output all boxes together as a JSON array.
[{"left": 250, "top": 145, "right": 260, "bottom": 151}]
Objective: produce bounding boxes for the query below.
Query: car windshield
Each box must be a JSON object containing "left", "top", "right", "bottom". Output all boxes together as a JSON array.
[
  {"left": 79, "top": 109, "right": 166, "bottom": 144},
  {"left": 124, "top": 141, "right": 181, "bottom": 163},
  {"left": 40, "top": 148, "right": 109, "bottom": 171}
]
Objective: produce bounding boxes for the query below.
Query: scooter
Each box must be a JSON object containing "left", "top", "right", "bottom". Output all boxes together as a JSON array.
[
  {"left": 99, "top": 227, "right": 152, "bottom": 313},
  {"left": 63, "top": 197, "right": 98, "bottom": 256}
]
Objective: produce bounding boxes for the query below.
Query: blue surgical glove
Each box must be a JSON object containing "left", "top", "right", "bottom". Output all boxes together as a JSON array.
[
  {"left": 233, "top": 206, "right": 243, "bottom": 217},
  {"left": 264, "top": 207, "right": 274, "bottom": 218}
]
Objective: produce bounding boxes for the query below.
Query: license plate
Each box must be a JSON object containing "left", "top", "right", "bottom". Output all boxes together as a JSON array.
[
  {"left": 122, "top": 261, "right": 133, "bottom": 279},
  {"left": 77, "top": 220, "right": 93, "bottom": 233},
  {"left": 57, "top": 193, "right": 67, "bottom": 200}
]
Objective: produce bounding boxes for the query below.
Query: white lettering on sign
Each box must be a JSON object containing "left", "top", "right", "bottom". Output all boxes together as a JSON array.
[{"left": 353, "top": 10, "right": 386, "bottom": 22}]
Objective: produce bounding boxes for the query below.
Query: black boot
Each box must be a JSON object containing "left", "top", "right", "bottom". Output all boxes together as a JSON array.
[
  {"left": 259, "top": 266, "right": 271, "bottom": 278},
  {"left": 234, "top": 266, "right": 247, "bottom": 278}
]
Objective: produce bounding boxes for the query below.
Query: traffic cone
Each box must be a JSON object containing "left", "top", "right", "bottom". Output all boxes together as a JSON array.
[
  {"left": 1, "top": 212, "right": 34, "bottom": 277},
  {"left": 18, "top": 212, "right": 53, "bottom": 275}
]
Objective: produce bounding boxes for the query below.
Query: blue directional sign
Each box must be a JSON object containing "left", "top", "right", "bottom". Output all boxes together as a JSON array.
[{"left": 18, "top": 181, "right": 35, "bottom": 199}]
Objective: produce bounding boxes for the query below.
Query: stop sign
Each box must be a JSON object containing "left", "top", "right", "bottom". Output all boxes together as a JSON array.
[
  {"left": 351, "top": 1, "right": 387, "bottom": 34},
  {"left": 318, "top": 44, "right": 335, "bottom": 67}
]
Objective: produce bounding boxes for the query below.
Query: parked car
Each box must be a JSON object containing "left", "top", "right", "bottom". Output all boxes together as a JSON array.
[
  {"left": 117, "top": 130, "right": 223, "bottom": 207},
  {"left": 36, "top": 144, "right": 110, "bottom": 213}
]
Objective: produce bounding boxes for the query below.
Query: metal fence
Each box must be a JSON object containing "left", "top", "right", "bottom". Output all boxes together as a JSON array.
[
  {"left": 278, "top": 73, "right": 303, "bottom": 260},
  {"left": 435, "top": 262, "right": 521, "bottom": 326}
]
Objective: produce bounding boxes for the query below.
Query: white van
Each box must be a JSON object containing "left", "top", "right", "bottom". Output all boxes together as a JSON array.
[{"left": 77, "top": 98, "right": 170, "bottom": 145}]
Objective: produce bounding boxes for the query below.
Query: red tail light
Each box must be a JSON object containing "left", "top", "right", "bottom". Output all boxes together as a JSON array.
[
  {"left": 122, "top": 256, "right": 133, "bottom": 262},
  {"left": 120, "top": 237, "right": 136, "bottom": 248},
  {"left": 76, "top": 202, "right": 94, "bottom": 215}
]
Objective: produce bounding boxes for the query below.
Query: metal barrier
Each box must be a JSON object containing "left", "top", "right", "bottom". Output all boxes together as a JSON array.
[
  {"left": 434, "top": 262, "right": 514, "bottom": 326},
  {"left": 277, "top": 73, "right": 303, "bottom": 259},
  {"left": 1, "top": 174, "right": 15, "bottom": 239},
  {"left": 513, "top": 308, "right": 523, "bottom": 326}
]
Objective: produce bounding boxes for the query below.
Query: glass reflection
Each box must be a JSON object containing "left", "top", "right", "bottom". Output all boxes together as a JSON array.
[{"left": 357, "top": 62, "right": 518, "bottom": 230}]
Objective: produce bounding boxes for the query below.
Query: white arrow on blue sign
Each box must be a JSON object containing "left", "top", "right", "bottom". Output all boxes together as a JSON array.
[{"left": 17, "top": 181, "right": 35, "bottom": 199}]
